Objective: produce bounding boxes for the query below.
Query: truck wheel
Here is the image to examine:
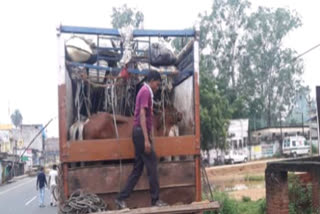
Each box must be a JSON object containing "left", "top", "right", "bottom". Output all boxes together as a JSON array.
[
  {"left": 230, "top": 159, "right": 234, "bottom": 164},
  {"left": 244, "top": 158, "right": 248, "bottom": 163}
]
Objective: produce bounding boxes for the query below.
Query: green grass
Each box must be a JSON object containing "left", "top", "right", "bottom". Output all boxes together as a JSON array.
[
  {"left": 244, "top": 174, "right": 265, "bottom": 182},
  {"left": 203, "top": 192, "right": 266, "bottom": 214}
]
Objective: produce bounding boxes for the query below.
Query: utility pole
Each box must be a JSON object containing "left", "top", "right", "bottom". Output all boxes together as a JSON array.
[
  {"left": 280, "top": 112, "right": 283, "bottom": 155},
  {"left": 302, "top": 112, "right": 304, "bottom": 137}
]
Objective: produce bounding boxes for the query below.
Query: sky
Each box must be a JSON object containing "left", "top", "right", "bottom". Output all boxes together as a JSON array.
[{"left": 0, "top": 0, "right": 319, "bottom": 137}]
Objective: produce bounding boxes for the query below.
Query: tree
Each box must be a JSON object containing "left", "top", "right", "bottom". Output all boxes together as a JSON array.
[
  {"left": 199, "top": 0, "right": 251, "bottom": 96},
  {"left": 239, "top": 7, "right": 303, "bottom": 127},
  {"left": 198, "top": 0, "right": 252, "bottom": 152},
  {"left": 111, "top": 4, "right": 144, "bottom": 29},
  {"left": 199, "top": 0, "right": 305, "bottom": 129},
  {"left": 11, "top": 109, "right": 23, "bottom": 128},
  {"left": 200, "top": 57, "right": 232, "bottom": 154}
]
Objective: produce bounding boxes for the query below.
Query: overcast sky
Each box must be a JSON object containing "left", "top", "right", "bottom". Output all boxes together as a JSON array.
[{"left": 0, "top": 0, "right": 319, "bottom": 137}]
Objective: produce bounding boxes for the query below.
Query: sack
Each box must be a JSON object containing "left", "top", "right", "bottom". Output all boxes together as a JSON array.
[
  {"left": 150, "top": 42, "right": 177, "bottom": 66},
  {"left": 66, "top": 37, "right": 94, "bottom": 63}
]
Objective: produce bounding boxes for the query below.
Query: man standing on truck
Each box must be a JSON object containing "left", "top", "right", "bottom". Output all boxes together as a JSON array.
[{"left": 116, "top": 71, "right": 168, "bottom": 209}]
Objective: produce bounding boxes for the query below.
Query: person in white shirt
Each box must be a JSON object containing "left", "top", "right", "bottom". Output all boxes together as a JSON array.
[{"left": 48, "top": 164, "right": 58, "bottom": 206}]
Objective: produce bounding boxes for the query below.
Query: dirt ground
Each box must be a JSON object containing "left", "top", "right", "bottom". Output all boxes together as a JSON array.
[{"left": 205, "top": 158, "right": 286, "bottom": 201}]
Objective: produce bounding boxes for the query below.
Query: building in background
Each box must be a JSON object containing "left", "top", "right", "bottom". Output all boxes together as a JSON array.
[
  {"left": 0, "top": 124, "right": 13, "bottom": 154},
  {"left": 44, "top": 137, "right": 59, "bottom": 165},
  {"left": 11, "top": 124, "right": 45, "bottom": 170},
  {"left": 250, "top": 125, "right": 310, "bottom": 159}
]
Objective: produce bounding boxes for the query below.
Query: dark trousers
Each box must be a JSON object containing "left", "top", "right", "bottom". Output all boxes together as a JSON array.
[{"left": 117, "top": 126, "right": 160, "bottom": 204}]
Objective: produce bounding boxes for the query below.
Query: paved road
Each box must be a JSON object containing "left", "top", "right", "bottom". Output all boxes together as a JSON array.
[{"left": 0, "top": 176, "right": 57, "bottom": 214}]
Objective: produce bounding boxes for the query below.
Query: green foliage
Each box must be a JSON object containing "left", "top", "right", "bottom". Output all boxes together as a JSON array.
[
  {"left": 199, "top": 0, "right": 305, "bottom": 129},
  {"left": 242, "top": 196, "right": 251, "bottom": 202},
  {"left": 288, "top": 174, "right": 313, "bottom": 214},
  {"left": 10, "top": 109, "right": 23, "bottom": 128},
  {"left": 111, "top": 4, "right": 144, "bottom": 28},
  {"left": 204, "top": 192, "right": 266, "bottom": 214},
  {"left": 244, "top": 174, "right": 264, "bottom": 182},
  {"left": 210, "top": 192, "right": 239, "bottom": 214},
  {"left": 273, "top": 152, "right": 282, "bottom": 158},
  {"left": 242, "top": 6, "right": 303, "bottom": 127},
  {"left": 312, "top": 144, "right": 318, "bottom": 155},
  {"left": 200, "top": 67, "right": 232, "bottom": 152}
]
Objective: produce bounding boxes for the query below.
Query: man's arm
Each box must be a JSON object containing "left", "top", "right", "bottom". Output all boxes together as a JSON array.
[
  {"left": 36, "top": 174, "right": 39, "bottom": 190},
  {"left": 48, "top": 174, "right": 51, "bottom": 187},
  {"left": 44, "top": 175, "right": 48, "bottom": 187},
  {"left": 55, "top": 172, "right": 58, "bottom": 185},
  {"left": 140, "top": 108, "right": 151, "bottom": 153}
]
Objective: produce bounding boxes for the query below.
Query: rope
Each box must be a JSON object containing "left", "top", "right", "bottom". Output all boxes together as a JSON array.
[
  {"left": 59, "top": 190, "right": 107, "bottom": 214},
  {"left": 111, "top": 84, "right": 123, "bottom": 193},
  {"left": 161, "top": 80, "right": 166, "bottom": 136}
]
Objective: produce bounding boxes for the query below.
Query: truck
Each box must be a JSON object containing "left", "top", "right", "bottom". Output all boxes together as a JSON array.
[
  {"left": 57, "top": 24, "right": 219, "bottom": 213},
  {"left": 282, "top": 136, "right": 310, "bottom": 157}
]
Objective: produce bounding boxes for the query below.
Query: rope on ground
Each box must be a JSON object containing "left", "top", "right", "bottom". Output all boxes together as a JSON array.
[{"left": 59, "top": 190, "right": 107, "bottom": 214}]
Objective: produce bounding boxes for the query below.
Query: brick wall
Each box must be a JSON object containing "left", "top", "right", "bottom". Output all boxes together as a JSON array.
[
  {"left": 265, "top": 169, "right": 289, "bottom": 214},
  {"left": 311, "top": 171, "right": 320, "bottom": 212}
]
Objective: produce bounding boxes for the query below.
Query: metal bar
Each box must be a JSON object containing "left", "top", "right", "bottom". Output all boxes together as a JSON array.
[
  {"left": 57, "top": 31, "right": 69, "bottom": 199},
  {"left": 59, "top": 25, "right": 195, "bottom": 37},
  {"left": 63, "top": 163, "right": 69, "bottom": 197},
  {"left": 68, "top": 62, "right": 181, "bottom": 75},
  {"left": 193, "top": 25, "right": 202, "bottom": 202},
  {"left": 97, "top": 47, "right": 122, "bottom": 51},
  {"left": 173, "top": 71, "right": 193, "bottom": 87},
  {"left": 195, "top": 156, "right": 202, "bottom": 201},
  {"left": 96, "top": 56, "right": 121, "bottom": 61}
]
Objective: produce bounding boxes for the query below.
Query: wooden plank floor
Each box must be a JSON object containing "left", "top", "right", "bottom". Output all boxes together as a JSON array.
[{"left": 94, "top": 201, "right": 220, "bottom": 214}]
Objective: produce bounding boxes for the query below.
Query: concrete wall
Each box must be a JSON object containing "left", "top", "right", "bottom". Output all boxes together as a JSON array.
[
  {"left": 249, "top": 141, "right": 280, "bottom": 160},
  {"left": 14, "top": 125, "right": 44, "bottom": 152},
  {"left": 45, "top": 137, "right": 59, "bottom": 164},
  {"left": 0, "top": 130, "right": 12, "bottom": 153}
]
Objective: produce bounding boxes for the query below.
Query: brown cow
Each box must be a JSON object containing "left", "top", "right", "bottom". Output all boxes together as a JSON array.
[{"left": 81, "top": 105, "right": 182, "bottom": 140}]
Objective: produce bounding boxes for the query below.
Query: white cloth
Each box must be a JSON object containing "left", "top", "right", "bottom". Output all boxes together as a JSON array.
[
  {"left": 49, "top": 170, "right": 58, "bottom": 186},
  {"left": 50, "top": 184, "right": 57, "bottom": 205}
]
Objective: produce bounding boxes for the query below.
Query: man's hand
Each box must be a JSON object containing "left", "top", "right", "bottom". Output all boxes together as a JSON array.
[{"left": 144, "top": 139, "right": 151, "bottom": 154}]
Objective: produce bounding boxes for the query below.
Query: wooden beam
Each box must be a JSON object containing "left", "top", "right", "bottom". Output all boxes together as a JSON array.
[
  {"left": 63, "top": 136, "right": 198, "bottom": 162},
  {"left": 93, "top": 201, "right": 220, "bottom": 214}
]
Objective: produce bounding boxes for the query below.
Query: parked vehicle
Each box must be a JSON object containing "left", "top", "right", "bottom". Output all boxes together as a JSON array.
[
  {"left": 225, "top": 150, "right": 248, "bottom": 164},
  {"left": 282, "top": 136, "right": 310, "bottom": 157}
]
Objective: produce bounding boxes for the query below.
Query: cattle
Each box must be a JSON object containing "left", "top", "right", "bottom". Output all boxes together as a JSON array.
[{"left": 69, "top": 105, "right": 182, "bottom": 140}]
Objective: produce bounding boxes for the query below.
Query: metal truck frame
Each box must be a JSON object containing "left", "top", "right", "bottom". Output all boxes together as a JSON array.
[{"left": 57, "top": 24, "right": 203, "bottom": 210}]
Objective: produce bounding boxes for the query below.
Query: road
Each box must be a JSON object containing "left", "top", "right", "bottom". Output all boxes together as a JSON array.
[{"left": 0, "top": 176, "right": 57, "bottom": 214}]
